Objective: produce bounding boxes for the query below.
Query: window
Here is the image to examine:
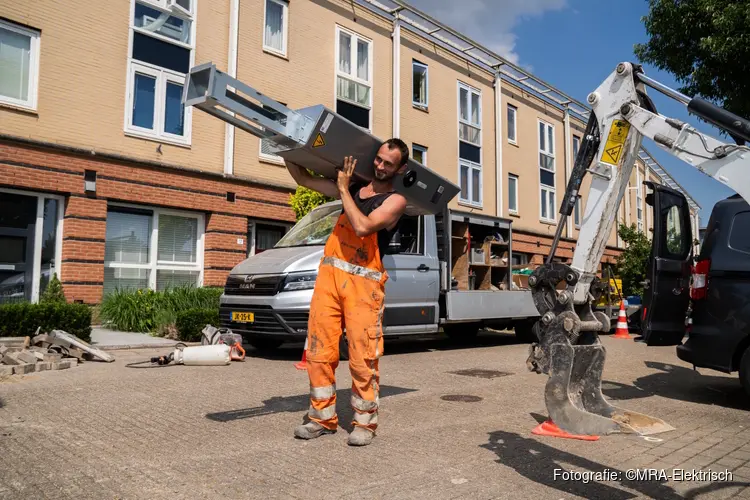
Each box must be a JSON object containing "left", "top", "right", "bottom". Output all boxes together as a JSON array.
[
  {"left": 124, "top": 0, "right": 195, "bottom": 145},
  {"left": 508, "top": 174, "right": 518, "bottom": 214},
  {"left": 0, "top": 19, "right": 40, "bottom": 111},
  {"left": 248, "top": 221, "right": 290, "bottom": 256},
  {"left": 263, "top": 0, "right": 288, "bottom": 57},
  {"left": 412, "top": 144, "right": 427, "bottom": 165},
  {"left": 574, "top": 197, "right": 581, "bottom": 227},
  {"left": 412, "top": 60, "right": 428, "bottom": 109},
  {"left": 507, "top": 105, "right": 517, "bottom": 144},
  {"left": 539, "top": 120, "right": 555, "bottom": 222},
  {"left": 458, "top": 82, "right": 482, "bottom": 206},
  {"left": 104, "top": 205, "right": 204, "bottom": 296},
  {"left": 335, "top": 26, "right": 372, "bottom": 130},
  {"left": 572, "top": 135, "right": 580, "bottom": 162},
  {"left": 636, "top": 169, "right": 643, "bottom": 231}
]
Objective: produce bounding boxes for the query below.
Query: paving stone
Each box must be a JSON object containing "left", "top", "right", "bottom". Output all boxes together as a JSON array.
[
  {"left": 16, "top": 350, "right": 37, "bottom": 364},
  {"left": 0, "top": 365, "right": 14, "bottom": 376},
  {"left": 730, "top": 451, "right": 750, "bottom": 462},
  {"left": 12, "top": 363, "right": 35, "bottom": 375},
  {"left": 43, "top": 353, "right": 62, "bottom": 363},
  {"left": 34, "top": 362, "right": 53, "bottom": 372}
]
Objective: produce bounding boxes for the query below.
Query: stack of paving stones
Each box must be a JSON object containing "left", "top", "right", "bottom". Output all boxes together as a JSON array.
[{"left": 0, "top": 329, "right": 113, "bottom": 376}]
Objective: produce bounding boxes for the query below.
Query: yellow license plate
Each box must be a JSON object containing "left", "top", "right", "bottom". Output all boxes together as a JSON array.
[{"left": 231, "top": 312, "right": 255, "bottom": 323}]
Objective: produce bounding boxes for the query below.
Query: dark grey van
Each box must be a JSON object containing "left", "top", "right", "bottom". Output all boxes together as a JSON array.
[{"left": 641, "top": 182, "right": 750, "bottom": 397}]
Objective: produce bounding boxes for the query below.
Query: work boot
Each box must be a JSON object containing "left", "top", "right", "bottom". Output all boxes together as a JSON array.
[
  {"left": 347, "top": 426, "right": 375, "bottom": 446},
  {"left": 294, "top": 421, "right": 336, "bottom": 440}
]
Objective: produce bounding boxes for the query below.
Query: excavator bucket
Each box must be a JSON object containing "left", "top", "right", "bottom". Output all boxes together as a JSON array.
[
  {"left": 542, "top": 341, "right": 675, "bottom": 436},
  {"left": 526, "top": 263, "right": 675, "bottom": 438}
]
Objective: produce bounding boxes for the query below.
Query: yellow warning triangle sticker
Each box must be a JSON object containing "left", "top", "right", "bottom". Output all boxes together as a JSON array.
[
  {"left": 603, "top": 144, "right": 623, "bottom": 164},
  {"left": 312, "top": 133, "right": 325, "bottom": 148}
]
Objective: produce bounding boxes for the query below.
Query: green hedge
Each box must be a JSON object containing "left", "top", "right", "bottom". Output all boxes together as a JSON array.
[
  {"left": 0, "top": 302, "right": 92, "bottom": 343},
  {"left": 175, "top": 308, "right": 221, "bottom": 342},
  {"left": 99, "top": 286, "right": 222, "bottom": 334}
]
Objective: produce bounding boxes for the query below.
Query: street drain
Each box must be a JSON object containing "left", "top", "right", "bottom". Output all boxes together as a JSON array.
[
  {"left": 441, "top": 395, "right": 483, "bottom": 403},
  {"left": 449, "top": 369, "right": 512, "bottom": 379}
]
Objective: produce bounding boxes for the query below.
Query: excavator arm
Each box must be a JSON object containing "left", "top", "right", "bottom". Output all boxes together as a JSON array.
[{"left": 527, "top": 62, "right": 750, "bottom": 436}]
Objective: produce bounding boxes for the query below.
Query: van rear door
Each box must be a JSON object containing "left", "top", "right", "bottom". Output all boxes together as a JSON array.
[{"left": 641, "top": 181, "right": 693, "bottom": 346}]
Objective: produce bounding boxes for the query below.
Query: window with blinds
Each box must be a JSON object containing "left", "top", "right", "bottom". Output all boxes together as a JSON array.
[{"left": 103, "top": 206, "right": 202, "bottom": 296}]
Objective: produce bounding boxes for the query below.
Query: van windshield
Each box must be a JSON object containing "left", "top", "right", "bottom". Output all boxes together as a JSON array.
[{"left": 274, "top": 203, "right": 342, "bottom": 248}]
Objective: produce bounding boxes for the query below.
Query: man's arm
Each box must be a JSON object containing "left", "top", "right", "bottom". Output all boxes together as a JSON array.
[
  {"left": 340, "top": 188, "right": 407, "bottom": 238},
  {"left": 286, "top": 162, "right": 340, "bottom": 199}
]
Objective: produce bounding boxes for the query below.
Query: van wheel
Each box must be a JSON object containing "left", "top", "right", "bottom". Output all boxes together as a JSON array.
[
  {"left": 514, "top": 319, "right": 540, "bottom": 343},
  {"left": 247, "top": 338, "right": 284, "bottom": 352},
  {"left": 740, "top": 348, "right": 750, "bottom": 399}
]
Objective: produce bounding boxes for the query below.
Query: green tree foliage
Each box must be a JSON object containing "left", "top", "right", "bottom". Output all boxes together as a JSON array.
[
  {"left": 615, "top": 223, "right": 652, "bottom": 298},
  {"left": 288, "top": 170, "right": 334, "bottom": 220},
  {"left": 634, "top": 0, "right": 750, "bottom": 120}
]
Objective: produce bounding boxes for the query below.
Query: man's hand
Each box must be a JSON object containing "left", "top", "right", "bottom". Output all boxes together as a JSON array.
[{"left": 337, "top": 156, "right": 357, "bottom": 193}]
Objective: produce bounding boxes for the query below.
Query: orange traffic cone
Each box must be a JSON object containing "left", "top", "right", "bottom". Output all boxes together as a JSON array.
[
  {"left": 531, "top": 419, "right": 600, "bottom": 441},
  {"left": 613, "top": 300, "right": 631, "bottom": 339},
  {"left": 294, "top": 337, "right": 308, "bottom": 370}
]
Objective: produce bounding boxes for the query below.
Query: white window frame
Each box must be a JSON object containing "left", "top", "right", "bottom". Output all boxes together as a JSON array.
[
  {"left": 457, "top": 81, "right": 482, "bottom": 208},
  {"left": 0, "top": 187, "right": 64, "bottom": 304},
  {"left": 334, "top": 25, "right": 373, "bottom": 131},
  {"left": 459, "top": 160, "right": 482, "bottom": 208},
  {"left": 538, "top": 119, "right": 556, "bottom": 222},
  {"left": 412, "top": 144, "right": 427, "bottom": 165},
  {"left": 507, "top": 104, "right": 517, "bottom": 145},
  {"left": 412, "top": 60, "right": 428, "bottom": 109},
  {"left": 508, "top": 173, "right": 518, "bottom": 214},
  {"left": 247, "top": 219, "right": 292, "bottom": 256},
  {"left": 538, "top": 119, "right": 555, "bottom": 172},
  {"left": 0, "top": 19, "right": 41, "bottom": 112},
  {"left": 123, "top": 0, "right": 196, "bottom": 147},
  {"left": 457, "top": 81, "right": 482, "bottom": 147},
  {"left": 104, "top": 202, "right": 205, "bottom": 291},
  {"left": 540, "top": 187, "right": 556, "bottom": 223},
  {"left": 263, "top": 0, "right": 289, "bottom": 58}
]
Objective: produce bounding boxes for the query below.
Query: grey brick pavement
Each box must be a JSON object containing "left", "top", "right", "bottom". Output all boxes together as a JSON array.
[{"left": 1, "top": 333, "right": 749, "bottom": 499}]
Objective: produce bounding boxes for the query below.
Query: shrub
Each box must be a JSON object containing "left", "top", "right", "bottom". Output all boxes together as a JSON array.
[
  {"left": 175, "top": 308, "right": 221, "bottom": 342},
  {"left": 289, "top": 184, "right": 333, "bottom": 220},
  {"left": 0, "top": 302, "right": 92, "bottom": 342},
  {"left": 98, "top": 285, "right": 222, "bottom": 334},
  {"left": 40, "top": 273, "right": 66, "bottom": 304}
]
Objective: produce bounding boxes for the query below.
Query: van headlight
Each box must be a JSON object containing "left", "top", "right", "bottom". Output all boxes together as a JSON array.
[{"left": 282, "top": 272, "right": 317, "bottom": 291}]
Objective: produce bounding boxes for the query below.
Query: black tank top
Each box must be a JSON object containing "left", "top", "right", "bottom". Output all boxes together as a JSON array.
[{"left": 349, "top": 182, "right": 399, "bottom": 256}]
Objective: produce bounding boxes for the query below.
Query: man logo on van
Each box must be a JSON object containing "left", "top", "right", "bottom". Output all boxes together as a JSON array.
[{"left": 240, "top": 275, "right": 256, "bottom": 289}]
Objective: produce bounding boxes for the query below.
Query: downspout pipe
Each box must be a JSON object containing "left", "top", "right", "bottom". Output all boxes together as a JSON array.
[
  {"left": 392, "top": 15, "right": 401, "bottom": 138},
  {"left": 494, "top": 67, "right": 503, "bottom": 217},
  {"left": 224, "top": 0, "right": 240, "bottom": 175}
]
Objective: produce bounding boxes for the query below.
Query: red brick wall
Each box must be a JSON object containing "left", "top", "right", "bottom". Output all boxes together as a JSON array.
[{"left": 0, "top": 140, "right": 296, "bottom": 304}]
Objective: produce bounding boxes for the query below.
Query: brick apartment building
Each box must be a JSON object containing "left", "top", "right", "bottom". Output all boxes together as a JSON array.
[{"left": 0, "top": 0, "right": 700, "bottom": 305}]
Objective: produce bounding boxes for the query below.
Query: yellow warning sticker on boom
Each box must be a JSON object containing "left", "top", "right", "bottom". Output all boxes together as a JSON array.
[
  {"left": 601, "top": 119, "right": 631, "bottom": 165},
  {"left": 312, "top": 133, "right": 325, "bottom": 148}
]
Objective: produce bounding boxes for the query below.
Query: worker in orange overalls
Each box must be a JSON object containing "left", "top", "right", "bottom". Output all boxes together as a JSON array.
[{"left": 286, "top": 139, "right": 409, "bottom": 446}]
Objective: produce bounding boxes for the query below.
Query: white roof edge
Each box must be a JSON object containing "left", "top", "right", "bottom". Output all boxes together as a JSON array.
[{"left": 349, "top": 0, "right": 701, "bottom": 214}]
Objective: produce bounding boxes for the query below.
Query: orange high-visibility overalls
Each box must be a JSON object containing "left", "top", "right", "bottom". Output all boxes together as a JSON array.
[{"left": 304, "top": 183, "right": 396, "bottom": 432}]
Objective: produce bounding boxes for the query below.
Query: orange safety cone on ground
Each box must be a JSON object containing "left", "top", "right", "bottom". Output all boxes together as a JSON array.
[
  {"left": 294, "top": 337, "right": 308, "bottom": 370},
  {"left": 531, "top": 419, "right": 600, "bottom": 441},
  {"left": 613, "top": 300, "right": 631, "bottom": 339}
]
